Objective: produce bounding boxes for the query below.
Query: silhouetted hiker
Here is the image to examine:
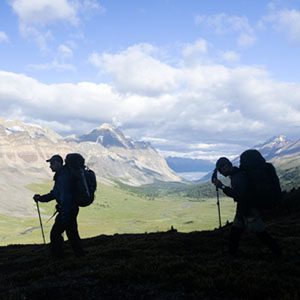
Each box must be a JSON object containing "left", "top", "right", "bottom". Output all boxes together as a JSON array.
[
  {"left": 33, "top": 154, "right": 85, "bottom": 258},
  {"left": 212, "top": 157, "right": 282, "bottom": 259}
]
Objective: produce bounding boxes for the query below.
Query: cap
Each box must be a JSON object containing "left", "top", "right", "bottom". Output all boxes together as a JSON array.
[{"left": 46, "top": 154, "right": 63, "bottom": 164}]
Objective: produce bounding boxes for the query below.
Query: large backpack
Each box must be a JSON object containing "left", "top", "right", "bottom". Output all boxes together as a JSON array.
[
  {"left": 239, "top": 149, "right": 282, "bottom": 210},
  {"left": 65, "top": 153, "right": 97, "bottom": 207}
]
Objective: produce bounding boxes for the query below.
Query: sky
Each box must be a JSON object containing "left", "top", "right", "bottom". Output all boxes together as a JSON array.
[{"left": 1, "top": 0, "right": 300, "bottom": 161}]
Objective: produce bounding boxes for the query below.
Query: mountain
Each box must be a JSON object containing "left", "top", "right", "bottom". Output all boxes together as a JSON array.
[
  {"left": 250, "top": 135, "right": 300, "bottom": 191},
  {"left": 0, "top": 119, "right": 180, "bottom": 216},
  {"left": 166, "top": 156, "right": 214, "bottom": 173},
  {"left": 78, "top": 123, "right": 136, "bottom": 149},
  {"left": 1, "top": 188, "right": 300, "bottom": 299},
  {"left": 199, "top": 135, "right": 300, "bottom": 191},
  {"left": 253, "top": 135, "right": 292, "bottom": 160}
]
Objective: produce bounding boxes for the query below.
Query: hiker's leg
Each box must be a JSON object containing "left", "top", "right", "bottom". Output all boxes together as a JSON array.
[
  {"left": 256, "top": 231, "right": 282, "bottom": 258},
  {"left": 228, "top": 226, "right": 244, "bottom": 256},
  {"left": 229, "top": 210, "right": 245, "bottom": 256},
  {"left": 66, "top": 213, "right": 84, "bottom": 257},
  {"left": 50, "top": 218, "right": 65, "bottom": 257}
]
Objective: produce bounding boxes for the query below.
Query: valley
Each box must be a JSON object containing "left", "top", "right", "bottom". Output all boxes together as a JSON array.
[{"left": 0, "top": 182, "right": 236, "bottom": 245}]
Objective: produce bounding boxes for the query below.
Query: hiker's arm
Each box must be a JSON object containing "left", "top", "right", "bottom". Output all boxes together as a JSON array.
[
  {"left": 228, "top": 174, "right": 247, "bottom": 200},
  {"left": 40, "top": 190, "right": 55, "bottom": 202},
  {"left": 218, "top": 174, "right": 247, "bottom": 200},
  {"left": 33, "top": 191, "right": 55, "bottom": 202},
  {"left": 212, "top": 179, "right": 234, "bottom": 197}
]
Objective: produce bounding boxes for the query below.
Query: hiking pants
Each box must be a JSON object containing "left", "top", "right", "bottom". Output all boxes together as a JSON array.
[
  {"left": 229, "top": 207, "right": 282, "bottom": 257},
  {"left": 50, "top": 210, "right": 84, "bottom": 257}
]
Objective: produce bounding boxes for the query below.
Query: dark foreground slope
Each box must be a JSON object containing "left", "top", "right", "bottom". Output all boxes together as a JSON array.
[{"left": 1, "top": 191, "right": 300, "bottom": 300}]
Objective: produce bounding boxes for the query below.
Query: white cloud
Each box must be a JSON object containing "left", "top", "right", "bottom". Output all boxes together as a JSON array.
[
  {"left": 182, "top": 39, "right": 208, "bottom": 57},
  {"left": 58, "top": 44, "right": 73, "bottom": 59},
  {"left": 10, "top": 0, "right": 103, "bottom": 49},
  {"left": 182, "top": 39, "right": 209, "bottom": 67},
  {"left": 0, "top": 31, "right": 9, "bottom": 43},
  {"left": 1, "top": 41, "right": 300, "bottom": 157},
  {"left": 28, "top": 61, "right": 76, "bottom": 72},
  {"left": 221, "top": 51, "right": 240, "bottom": 62},
  {"left": 89, "top": 44, "right": 180, "bottom": 96},
  {"left": 263, "top": 9, "right": 300, "bottom": 43},
  {"left": 195, "top": 13, "right": 256, "bottom": 47},
  {"left": 10, "top": 0, "right": 78, "bottom": 26},
  {"left": 28, "top": 44, "right": 75, "bottom": 71}
]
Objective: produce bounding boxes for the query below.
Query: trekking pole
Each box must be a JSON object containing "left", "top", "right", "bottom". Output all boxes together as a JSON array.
[
  {"left": 216, "top": 187, "right": 222, "bottom": 228},
  {"left": 212, "top": 169, "right": 222, "bottom": 228},
  {"left": 36, "top": 201, "right": 46, "bottom": 244}
]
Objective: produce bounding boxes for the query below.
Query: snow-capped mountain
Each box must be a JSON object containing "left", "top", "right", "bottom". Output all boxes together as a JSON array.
[
  {"left": 0, "top": 118, "right": 61, "bottom": 142},
  {"left": 78, "top": 123, "right": 135, "bottom": 148},
  {"left": 253, "top": 135, "right": 292, "bottom": 160},
  {"left": 201, "top": 135, "right": 300, "bottom": 189},
  {"left": 0, "top": 119, "right": 180, "bottom": 216},
  {"left": 77, "top": 123, "right": 151, "bottom": 150}
]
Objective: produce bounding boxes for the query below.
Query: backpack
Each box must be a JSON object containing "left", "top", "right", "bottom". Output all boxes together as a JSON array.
[
  {"left": 65, "top": 153, "right": 97, "bottom": 207},
  {"left": 239, "top": 149, "right": 282, "bottom": 210}
]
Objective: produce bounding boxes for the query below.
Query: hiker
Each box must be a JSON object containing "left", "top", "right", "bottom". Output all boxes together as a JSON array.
[
  {"left": 33, "top": 154, "right": 85, "bottom": 258},
  {"left": 212, "top": 156, "right": 282, "bottom": 258}
]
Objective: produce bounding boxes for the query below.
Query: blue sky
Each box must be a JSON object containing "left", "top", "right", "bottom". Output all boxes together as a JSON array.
[{"left": 1, "top": 0, "right": 300, "bottom": 160}]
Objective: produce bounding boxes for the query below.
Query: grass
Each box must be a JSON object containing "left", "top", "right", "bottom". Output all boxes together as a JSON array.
[
  {"left": 0, "top": 182, "right": 236, "bottom": 245},
  {"left": 0, "top": 187, "right": 299, "bottom": 299}
]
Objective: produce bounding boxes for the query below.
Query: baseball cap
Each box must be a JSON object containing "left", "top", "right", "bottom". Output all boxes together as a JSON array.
[{"left": 46, "top": 154, "right": 63, "bottom": 164}]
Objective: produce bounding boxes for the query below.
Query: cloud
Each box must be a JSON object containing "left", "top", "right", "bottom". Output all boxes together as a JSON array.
[
  {"left": 89, "top": 44, "right": 180, "bottom": 96},
  {"left": 181, "top": 39, "right": 209, "bottom": 67},
  {"left": 221, "top": 51, "right": 240, "bottom": 62},
  {"left": 0, "top": 71, "right": 118, "bottom": 120},
  {"left": 0, "top": 31, "right": 9, "bottom": 43},
  {"left": 10, "top": 0, "right": 103, "bottom": 49},
  {"left": 1, "top": 41, "right": 300, "bottom": 158},
  {"left": 28, "top": 61, "right": 76, "bottom": 72},
  {"left": 11, "top": 0, "right": 77, "bottom": 26},
  {"left": 28, "top": 44, "right": 75, "bottom": 71},
  {"left": 195, "top": 13, "right": 256, "bottom": 47},
  {"left": 58, "top": 44, "right": 73, "bottom": 59},
  {"left": 182, "top": 39, "right": 208, "bottom": 57},
  {"left": 262, "top": 9, "right": 300, "bottom": 43}
]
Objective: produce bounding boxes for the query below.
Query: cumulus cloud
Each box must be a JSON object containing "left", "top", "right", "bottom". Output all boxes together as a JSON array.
[
  {"left": 1, "top": 40, "right": 300, "bottom": 158},
  {"left": 89, "top": 44, "right": 180, "bottom": 96},
  {"left": 0, "top": 31, "right": 9, "bottom": 43},
  {"left": 195, "top": 13, "right": 256, "bottom": 47},
  {"left": 262, "top": 9, "right": 300, "bottom": 43}
]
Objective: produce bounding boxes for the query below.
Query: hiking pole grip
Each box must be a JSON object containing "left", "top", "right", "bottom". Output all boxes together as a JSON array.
[{"left": 36, "top": 201, "right": 46, "bottom": 244}]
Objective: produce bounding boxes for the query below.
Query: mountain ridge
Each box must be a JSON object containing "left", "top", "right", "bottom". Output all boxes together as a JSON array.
[{"left": 0, "top": 118, "right": 180, "bottom": 217}]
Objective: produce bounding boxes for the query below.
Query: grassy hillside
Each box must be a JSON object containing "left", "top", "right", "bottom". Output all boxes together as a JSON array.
[
  {"left": 0, "top": 182, "right": 236, "bottom": 245},
  {"left": 0, "top": 189, "right": 300, "bottom": 299}
]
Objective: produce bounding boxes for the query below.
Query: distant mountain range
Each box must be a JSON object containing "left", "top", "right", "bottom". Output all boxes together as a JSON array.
[
  {"left": 1, "top": 116, "right": 300, "bottom": 216},
  {"left": 200, "top": 135, "right": 300, "bottom": 191},
  {"left": 0, "top": 118, "right": 180, "bottom": 216},
  {"left": 166, "top": 157, "right": 214, "bottom": 173}
]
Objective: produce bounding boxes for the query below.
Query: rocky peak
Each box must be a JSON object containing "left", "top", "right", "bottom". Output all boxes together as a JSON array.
[
  {"left": 252, "top": 135, "right": 291, "bottom": 160},
  {"left": 0, "top": 119, "right": 62, "bottom": 143},
  {"left": 78, "top": 123, "right": 136, "bottom": 149}
]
